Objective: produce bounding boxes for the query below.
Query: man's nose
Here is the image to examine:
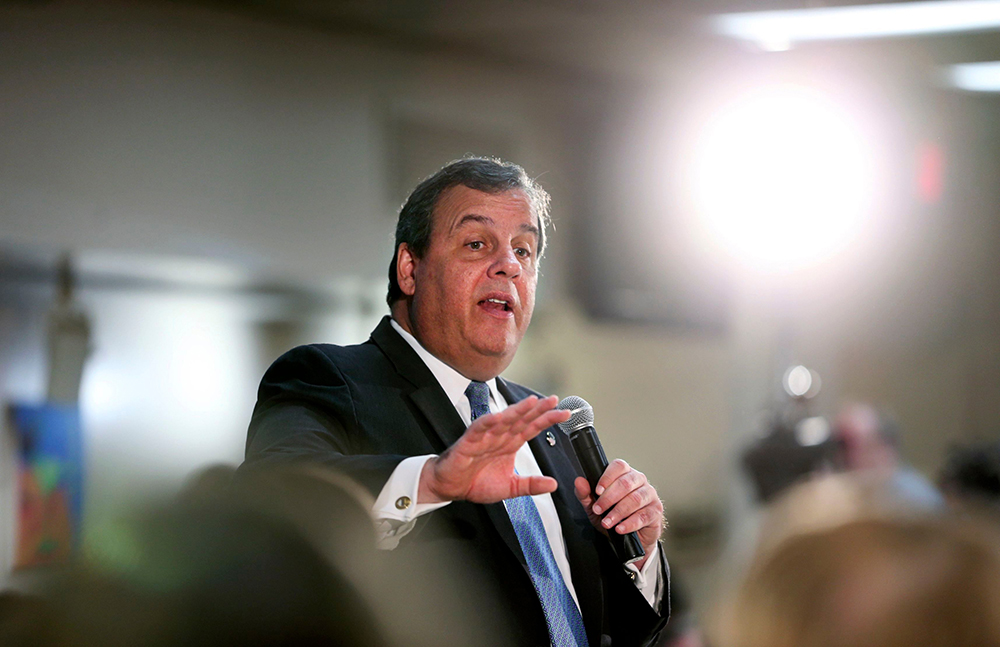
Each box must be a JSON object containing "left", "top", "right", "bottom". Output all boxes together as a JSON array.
[{"left": 489, "top": 247, "right": 521, "bottom": 278}]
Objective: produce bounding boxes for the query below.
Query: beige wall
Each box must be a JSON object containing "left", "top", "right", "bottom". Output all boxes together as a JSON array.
[
  {"left": 507, "top": 303, "right": 730, "bottom": 511},
  {"left": 837, "top": 338, "right": 994, "bottom": 476}
]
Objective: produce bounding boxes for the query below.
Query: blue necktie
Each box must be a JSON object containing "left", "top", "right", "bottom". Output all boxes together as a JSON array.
[{"left": 465, "top": 381, "right": 589, "bottom": 647}]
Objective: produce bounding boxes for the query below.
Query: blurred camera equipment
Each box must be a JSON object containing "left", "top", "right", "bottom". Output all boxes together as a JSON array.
[{"left": 742, "top": 366, "right": 835, "bottom": 504}]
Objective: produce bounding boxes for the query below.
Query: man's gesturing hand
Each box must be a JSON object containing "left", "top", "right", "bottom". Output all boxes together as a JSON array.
[
  {"left": 574, "top": 459, "right": 664, "bottom": 570},
  {"left": 418, "top": 395, "right": 572, "bottom": 505}
]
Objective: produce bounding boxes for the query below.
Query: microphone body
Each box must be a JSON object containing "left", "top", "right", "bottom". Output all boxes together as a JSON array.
[{"left": 557, "top": 398, "right": 645, "bottom": 568}]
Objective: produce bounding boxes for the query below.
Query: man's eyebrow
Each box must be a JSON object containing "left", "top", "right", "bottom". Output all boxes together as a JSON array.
[
  {"left": 450, "top": 214, "right": 539, "bottom": 239},
  {"left": 518, "top": 223, "right": 540, "bottom": 239},
  {"left": 451, "top": 214, "right": 492, "bottom": 232}
]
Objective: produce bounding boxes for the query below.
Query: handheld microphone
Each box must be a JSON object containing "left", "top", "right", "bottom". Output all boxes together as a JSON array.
[{"left": 557, "top": 396, "right": 645, "bottom": 568}]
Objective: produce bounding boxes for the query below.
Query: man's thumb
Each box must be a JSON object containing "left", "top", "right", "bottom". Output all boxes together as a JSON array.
[
  {"left": 518, "top": 475, "right": 558, "bottom": 497},
  {"left": 573, "top": 476, "right": 592, "bottom": 504}
]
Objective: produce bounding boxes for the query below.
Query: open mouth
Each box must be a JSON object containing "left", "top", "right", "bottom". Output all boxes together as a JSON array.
[{"left": 478, "top": 297, "right": 512, "bottom": 313}]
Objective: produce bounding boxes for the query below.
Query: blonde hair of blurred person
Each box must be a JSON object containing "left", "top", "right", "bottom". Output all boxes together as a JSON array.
[
  {"left": 711, "top": 510, "right": 1000, "bottom": 647},
  {"left": 715, "top": 469, "right": 938, "bottom": 601},
  {"left": 753, "top": 471, "right": 938, "bottom": 561}
]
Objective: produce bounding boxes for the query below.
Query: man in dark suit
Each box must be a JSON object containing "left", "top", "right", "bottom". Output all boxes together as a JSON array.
[{"left": 242, "top": 158, "right": 669, "bottom": 646}]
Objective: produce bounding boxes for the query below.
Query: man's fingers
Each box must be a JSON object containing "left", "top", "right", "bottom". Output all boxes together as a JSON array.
[
  {"left": 478, "top": 395, "right": 568, "bottom": 444},
  {"left": 467, "top": 395, "right": 540, "bottom": 436},
  {"left": 576, "top": 470, "right": 664, "bottom": 543},
  {"left": 610, "top": 501, "right": 663, "bottom": 535},
  {"left": 592, "top": 465, "right": 646, "bottom": 515},
  {"left": 513, "top": 475, "right": 558, "bottom": 497},
  {"left": 513, "top": 395, "right": 564, "bottom": 431},
  {"left": 519, "top": 407, "right": 571, "bottom": 443},
  {"left": 594, "top": 458, "right": 630, "bottom": 497},
  {"left": 509, "top": 395, "right": 553, "bottom": 430},
  {"left": 598, "top": 483, "right": 658, "bottom": 530},
  {"left": 495, "top": 395, "right": 540, "bottom": 425},
  {"left": 487, "top": 395, "right": 544, "bottom": 434}
]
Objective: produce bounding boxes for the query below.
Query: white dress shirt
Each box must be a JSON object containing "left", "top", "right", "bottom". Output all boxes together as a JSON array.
[{"left": 371, "top": 319, "right": 660, "bottom": 609}]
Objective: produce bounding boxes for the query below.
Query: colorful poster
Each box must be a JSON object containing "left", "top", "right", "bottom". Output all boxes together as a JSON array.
[{"left": 10, "top": 403, "right": 84, "bottom": 568}]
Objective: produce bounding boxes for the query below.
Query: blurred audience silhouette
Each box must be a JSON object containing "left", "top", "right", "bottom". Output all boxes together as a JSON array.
[
  {"left": 712, "top": 480, "right": 1000, "bottom": 647},
  {"left": 0, "top": 463, "right": 510, "bottom": 647},
  {"left": 0, "top": 465, "right": 388, "bottom": 647},
  {"left": 0, "top": 406, "right": 984, "bottom": 647}
]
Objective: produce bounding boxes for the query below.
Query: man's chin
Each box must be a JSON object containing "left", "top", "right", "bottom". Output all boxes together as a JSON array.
[{"left": 470, "top": 333, "right": 520, "bottom": 364}]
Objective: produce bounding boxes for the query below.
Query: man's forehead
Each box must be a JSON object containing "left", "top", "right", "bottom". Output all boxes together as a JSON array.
[{"left": 433, "top": 185, "right": 538, "bottom": 234}]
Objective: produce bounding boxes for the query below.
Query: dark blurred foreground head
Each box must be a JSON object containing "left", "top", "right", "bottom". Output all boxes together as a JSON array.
[
  {"left": 714, "top": 513, "right": 1000, "bottom": 647},
  {"left": 940, "top": 440, "right": 1000, "bottom": 511},
  {"left": 0, "top": 464, "right": 503, "bottom": 647},
  {"left": 0, "top": 465, "right": 388, "bottom": 647}
]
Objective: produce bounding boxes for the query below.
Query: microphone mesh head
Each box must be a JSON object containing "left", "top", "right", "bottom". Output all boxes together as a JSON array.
[{"left": 557, "top": 396, "right": 594, "bottom": 434}]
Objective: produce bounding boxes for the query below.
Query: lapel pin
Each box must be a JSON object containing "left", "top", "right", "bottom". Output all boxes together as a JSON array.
[{"left": 546, "top": 431, "right": 556, "bottom": 446}]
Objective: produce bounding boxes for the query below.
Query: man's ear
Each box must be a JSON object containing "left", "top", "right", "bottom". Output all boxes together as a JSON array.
[{"left": 396, "top": 243, "right": 417, "bottom": 297}]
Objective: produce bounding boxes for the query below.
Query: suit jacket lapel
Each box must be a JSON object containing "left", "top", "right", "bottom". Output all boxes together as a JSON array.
[
  {"left": 498, "top": 379, "right": 605, "bottom": 645},
  {"left": 370, "top": 317, "right": 527, "bottom": 566},
  {"left": 370, "top": 316, "right": 466, "bottom": 450}
]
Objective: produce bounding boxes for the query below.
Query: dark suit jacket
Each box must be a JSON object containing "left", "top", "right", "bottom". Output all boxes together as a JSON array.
[{"left": 241, "top": 316, "right": 669, "bottom": 647}]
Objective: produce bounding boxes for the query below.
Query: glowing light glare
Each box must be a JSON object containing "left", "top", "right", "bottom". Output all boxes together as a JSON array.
[
  {"left": 795, "top": 416, "right": 831, "bottom": 447},
  {"left": 80, "top": 364, "right": 125, "bottom": 424},
  {"left": 947, "top": 61, "right": 1000, "bottom": 92},
  {"left": 784, "top": 365, "right": 814, "bottom": 397},
  {"left": 691, "top": 86, "right": 877, "bottom": 271},
  {"left": 713, "top": 1, "right": 1000, "bottom": 50}
]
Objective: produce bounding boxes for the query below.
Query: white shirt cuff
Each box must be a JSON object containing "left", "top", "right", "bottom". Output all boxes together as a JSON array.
[
  {"left": 372, "top": 454, "right": 450, "bottom": 550},
  {"left": 625, "top": 541, "right": 661, "bottom": 609}
]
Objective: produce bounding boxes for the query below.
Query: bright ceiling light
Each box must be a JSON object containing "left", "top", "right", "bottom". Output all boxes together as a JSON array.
[
  {"left": 946, "top": 61, "right": 1000, "bottom": 91},
  {"left": 690, "top": 84, "right": 879, "bottom": 273},
  {"left": 713, "top": 0, "right": 1000, "bottom": 51}
]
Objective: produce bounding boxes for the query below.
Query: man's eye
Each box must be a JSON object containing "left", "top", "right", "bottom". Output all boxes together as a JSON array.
[
  {"left": 515, "top": 247, "right": 532, "bottom": 258},
  {"left": 467, "top": 241, "right": 484, "bottom": 250}
]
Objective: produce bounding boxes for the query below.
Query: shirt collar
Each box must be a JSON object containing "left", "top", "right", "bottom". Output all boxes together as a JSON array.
[{"left": 390, "top": 318, "right": 501, "bottom": 408}]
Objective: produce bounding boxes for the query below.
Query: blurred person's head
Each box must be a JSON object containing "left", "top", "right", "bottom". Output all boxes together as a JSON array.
[
  {"left": 229, "top": 464, "right": 378, "bottom": 585},
  {"left": 940, "top": 441, "right": 1000, "bottom": 511},
  {"left": 713, "top": 514, "right": 1000, "bottom": 647},
  {"left": 176, "top": 463, "right": 236, "bottom": 504},
  {"left": 232, "top": 465, "right": 508, "bottom": 647},
  {"left": 753, "top": 473, "right": 941, "bottom": 562},
  {"left": 834, "top": 402, "right": 900, "bottom": 471},
  {"left": 387, "top": 157, "right": 551, "bottom": 380},
  {"left": 13, "top": 477, "right": 390, "bottom": 647}
]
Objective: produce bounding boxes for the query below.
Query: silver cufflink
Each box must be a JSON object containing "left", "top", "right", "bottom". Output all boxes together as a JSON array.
[{"left": 546, "top": 431, "right": 556, "bottom": 446}]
